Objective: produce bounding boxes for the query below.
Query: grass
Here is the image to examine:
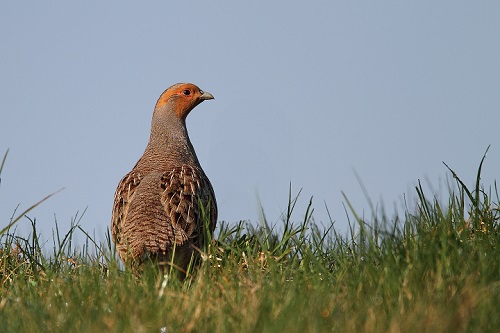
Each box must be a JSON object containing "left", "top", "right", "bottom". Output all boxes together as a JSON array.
[{"left": 0, "top": 148, "right": 499, "bottom": 333}]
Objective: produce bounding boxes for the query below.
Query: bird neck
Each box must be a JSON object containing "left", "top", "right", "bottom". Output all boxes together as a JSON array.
[{"left": 138, "top": 106, "right": 201, "bottom": 171}]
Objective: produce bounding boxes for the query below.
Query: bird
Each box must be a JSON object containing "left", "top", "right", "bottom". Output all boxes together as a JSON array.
[{"left": 111, "top": 83, "right": 217, "bottom": 276}]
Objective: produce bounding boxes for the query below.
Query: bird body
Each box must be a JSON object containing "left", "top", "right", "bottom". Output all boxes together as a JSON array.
[{"left": 111, "top": 83, "right": 217, "bottom": 274}]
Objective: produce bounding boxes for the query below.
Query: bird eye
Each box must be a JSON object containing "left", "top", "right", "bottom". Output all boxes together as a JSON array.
[{"left": 182, "top": 89, "right": 191, "bottom": 96}]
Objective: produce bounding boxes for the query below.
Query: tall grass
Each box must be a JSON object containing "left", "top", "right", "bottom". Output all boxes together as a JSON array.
[{"left": 0, "top": 148, "right": 498, "bottom": 332}]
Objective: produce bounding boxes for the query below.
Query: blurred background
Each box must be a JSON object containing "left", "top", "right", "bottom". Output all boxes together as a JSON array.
[{"left": 1, "top": 1, "right": 499, "bottom": 242}]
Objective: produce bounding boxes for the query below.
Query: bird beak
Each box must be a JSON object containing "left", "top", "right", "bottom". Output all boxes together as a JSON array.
[{"left": 199, "top": 91, "right": 214, "bottom": 100}]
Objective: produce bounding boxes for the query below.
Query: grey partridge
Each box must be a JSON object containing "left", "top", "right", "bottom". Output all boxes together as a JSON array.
[{"left": 111, "top": 83, "right": 217, "bottom": 275}]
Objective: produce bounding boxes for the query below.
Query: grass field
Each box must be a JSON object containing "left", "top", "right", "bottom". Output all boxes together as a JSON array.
[{"left": 0, "top": 149, "right": 498, "bottom": 333}]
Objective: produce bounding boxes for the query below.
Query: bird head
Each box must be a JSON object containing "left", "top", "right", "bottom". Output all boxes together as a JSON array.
[{"left": 154, "top": 83, "right": 214, "bottom": 120}]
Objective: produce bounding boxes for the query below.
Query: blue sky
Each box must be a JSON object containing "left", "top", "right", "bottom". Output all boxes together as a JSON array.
[{"left": 1, "top": 2, "right": 499, "bottom": 242}]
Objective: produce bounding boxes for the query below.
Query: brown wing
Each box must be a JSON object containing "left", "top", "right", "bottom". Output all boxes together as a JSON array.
[
  {"left": 111, "top": 170, "right": 142, "bottom": 247},
  {"left": 160, "top": 165, "right": 217, "bottom": 249}
]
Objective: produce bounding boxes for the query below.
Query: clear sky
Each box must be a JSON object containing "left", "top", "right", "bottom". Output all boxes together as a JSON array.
[{"left": 1, "top": 2, "right": 499, "bottom": 242}]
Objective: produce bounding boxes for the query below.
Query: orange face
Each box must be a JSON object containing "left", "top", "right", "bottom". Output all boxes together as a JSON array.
[{"left": 155, "top": 83, "right": 214, "bottom": 119}]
